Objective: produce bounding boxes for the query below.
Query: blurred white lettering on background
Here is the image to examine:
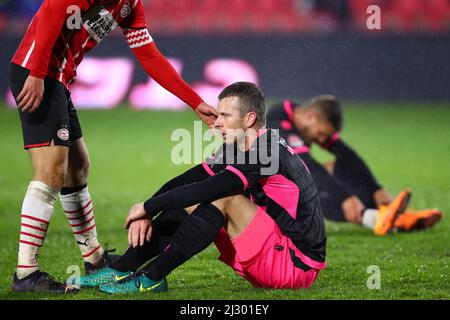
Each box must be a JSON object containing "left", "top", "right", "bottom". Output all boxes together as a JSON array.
[
  {"left": 6, "top": 57, "right": 259, "bottom": 110},
  {"left": 367, "top": 5, "right": 382, "bottom": 30}
]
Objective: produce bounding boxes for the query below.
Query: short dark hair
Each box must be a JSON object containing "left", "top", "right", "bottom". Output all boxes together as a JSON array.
[
  {"left": 218, "top": 82, "right": 266, "bottom": 127},
  {"left": 304, "top": 95, "right": 343, "bottom": 132}
]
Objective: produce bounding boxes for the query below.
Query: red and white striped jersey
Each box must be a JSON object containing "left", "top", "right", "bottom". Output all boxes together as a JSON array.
[
  {"left": 12, "top": 0, "right": 153, "bottom": 88},
  {"left": 11, "top": 0, "right": 203, "bottom": 108}
]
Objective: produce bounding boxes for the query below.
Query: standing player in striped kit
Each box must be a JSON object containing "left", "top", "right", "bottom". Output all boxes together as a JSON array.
[{"left": 9, "top": 0, "right": 218, "bottom": 293}]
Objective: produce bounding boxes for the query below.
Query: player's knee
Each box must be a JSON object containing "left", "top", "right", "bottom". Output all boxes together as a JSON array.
[
  {"left": 34, "top": 163, "right": 67, "bottom": 190},
  {"left": 342, "top": 196, "right": 364, "bottom": 224},
  {"left": 73, "top": 159, "right": 90, "bottom": 180},
  {"left": 212, "top": 195, "right": 252, "bottom": 221},
  {"left": 211, "top": 195, "right": 244, "bottom": 217},
  {"left": 49, "top": 164, "right": 67, "bottom": 190},
  {"left": 184, "top": 204, "right": 199, "bottom": 215},
  {"left": 211, "top": 197, "right": 231, "bottom": 213},
  {"left": 80, "top": 158, "right": 90, "bottom": 177}
]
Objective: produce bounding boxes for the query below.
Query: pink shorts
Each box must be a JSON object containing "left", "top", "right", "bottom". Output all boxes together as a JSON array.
[{"left": 214, "top": 206, "right": 323, "bottom": 289}]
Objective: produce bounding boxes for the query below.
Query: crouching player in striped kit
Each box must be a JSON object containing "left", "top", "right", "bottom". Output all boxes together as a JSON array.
[{"left": 9, "top": 0, "right": 217, "bottom": 293}]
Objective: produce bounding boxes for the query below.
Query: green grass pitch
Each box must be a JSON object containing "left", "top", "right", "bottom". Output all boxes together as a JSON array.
[{"left": 0, "top": 102, "right": 449, "bottom": 300}]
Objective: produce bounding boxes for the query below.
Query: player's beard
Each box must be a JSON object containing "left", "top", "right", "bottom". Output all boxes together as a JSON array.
[{"left": 297, "top": 126, "right": 314, "bottom": 145}]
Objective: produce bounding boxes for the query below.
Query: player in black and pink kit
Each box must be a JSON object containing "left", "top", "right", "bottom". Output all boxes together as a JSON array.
[
  {"left": 9, "top": 0, "right": 217, "bottom": 293},
  {"left": 79, "top": 82, "right": 327, "bottom": 293},
  {"left": 266, "top": 96, "right": 442, "bottom": 236}
]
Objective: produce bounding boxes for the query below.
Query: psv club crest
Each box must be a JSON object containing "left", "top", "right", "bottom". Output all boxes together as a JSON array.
[
  {"left": 120, "top": 1, "right": 131, "bottom": 18},
  {"left": 57, "top": 128, "right": 69, "bottom": 141}
]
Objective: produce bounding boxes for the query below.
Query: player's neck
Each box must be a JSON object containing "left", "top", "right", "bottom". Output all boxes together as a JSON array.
[{"left": 238, "top": 126, "right": 265, "bottom": 152}]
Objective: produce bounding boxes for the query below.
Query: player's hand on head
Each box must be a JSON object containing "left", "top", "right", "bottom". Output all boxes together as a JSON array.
[
  {"left": 128, "top": 218, "right": 152, "bottom": 248},
  {"left": 125, "top": 202, "right": 148, "bottom": 229},
  {"left": 195, "top": 102, "right": 218, "bottom": 128},
  {"left": 17, "top": 75, "right": 44, "bottom": 113}
]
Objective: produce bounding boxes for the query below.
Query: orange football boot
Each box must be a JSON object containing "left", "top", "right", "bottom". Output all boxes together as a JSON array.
[
  {"left": 374, "top": 189, "right": 412, "bottom": 236},
  {"left": 394, "top": 209, "right": 443, "bottom": 232}
]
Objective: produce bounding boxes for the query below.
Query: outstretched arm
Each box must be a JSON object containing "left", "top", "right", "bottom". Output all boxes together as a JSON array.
[
  {"left": 124, "top": 30, "right": 218, "bottom": 126},
  {"left": 152, "top": 164, "right": 212, "bottom": 197},
  {"left": 128, "top": 40, "right": 203, "bottom": 110},
  {"left": 144, "top": 170, "right": 243, "bottom": 216},
  {"left": 324, "top": 137, "right": 382, "bottom": 196},
  {"left": 121, "top": 0, "right": 217, "bottom": 126},
  {"left": 131, "top": 41, "right": 218, "bottom": 127},
  {"left": 125, "top": 170, "right": 244, "bottom": 228}
]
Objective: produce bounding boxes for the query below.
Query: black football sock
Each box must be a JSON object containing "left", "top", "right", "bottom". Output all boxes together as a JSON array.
[
  {"left": 60, "top": 183, "right": 87, "bottom": 195},
  {"left": 142, "top": 203, "right": 225, "bottom": 281},
  {"left": 110, "top": 208, "right": 189, "bottom": 272}
]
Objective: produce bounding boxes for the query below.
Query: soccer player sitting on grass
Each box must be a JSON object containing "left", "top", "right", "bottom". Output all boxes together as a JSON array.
[
  {"left": 266, "top": 97, "right": 442, "bottom": 235},
  {"left": 79, "top": 82, "right": 327, "bottom": 293},
  {"left": 9, "top": 0, "right": 217, "bottom": 293}
]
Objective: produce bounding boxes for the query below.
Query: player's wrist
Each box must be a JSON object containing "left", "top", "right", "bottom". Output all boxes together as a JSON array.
[
  {"left": 29, "top": 69, "right": 46, "bottom": 80},
  {"left": 192, "top": 98, "right": 205, "bottom": 110},
  {"left": 143, "top": 199, "right": 155, "bottom": 217}
]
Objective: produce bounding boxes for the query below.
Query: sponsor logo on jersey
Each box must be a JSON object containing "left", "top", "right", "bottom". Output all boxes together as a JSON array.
[
  {"left": 57, "top": 128, "right": 70, "bottom": 141},
  {"left": 84, "top": 8, "right": 118, "bottom": 43}
]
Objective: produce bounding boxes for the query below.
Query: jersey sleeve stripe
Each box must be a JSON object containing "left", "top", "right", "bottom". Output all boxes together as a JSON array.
[
  {"left": 202, "top": 161, "right": 216, "bottom": 177},
  {"left": 293, "top": 146, "right": 310, "bottom": 154},
  {"left": 123, "top": 28, "right": 153, "bottom": 48},
  {"left": 283, "top": 100, "right": 295, "bottom": 123},
  {"left": 21, "top": 40, "right": 35, "bottom": 67},
  {"left": 321, "top": 132, "right": 340, "bottom": 149}
]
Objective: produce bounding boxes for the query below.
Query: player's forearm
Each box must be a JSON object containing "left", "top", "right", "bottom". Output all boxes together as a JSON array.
[
  {"left": 328, "top": 139, "right": 382, "bottom": 193},
  {"left": 132, "top": 42, "right": 203, "bottom": 109},
  {"left": 30, "top": 0, "right": 88, "bottom": 78},
  {"left": 152, "top": 164, "right": 211, "bottom": 197},
  {"left": 143, "top": 171, "right": 243, "bottom": 217},
  {"left": 327, "top": 139, "right": 364, "bottom": 163}
]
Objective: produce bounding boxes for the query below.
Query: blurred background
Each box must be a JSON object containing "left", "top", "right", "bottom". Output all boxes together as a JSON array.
[
  {"left": 2, "top": 0, "right": 450, "bottom": 34},
  {"left": 0, "top": 0, "right": 449, "bottom": 108}
]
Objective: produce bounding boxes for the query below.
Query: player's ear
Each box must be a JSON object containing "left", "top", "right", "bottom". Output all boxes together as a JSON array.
[{"left": 246, "top": 111, "right": 257, "bottom": 128}]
